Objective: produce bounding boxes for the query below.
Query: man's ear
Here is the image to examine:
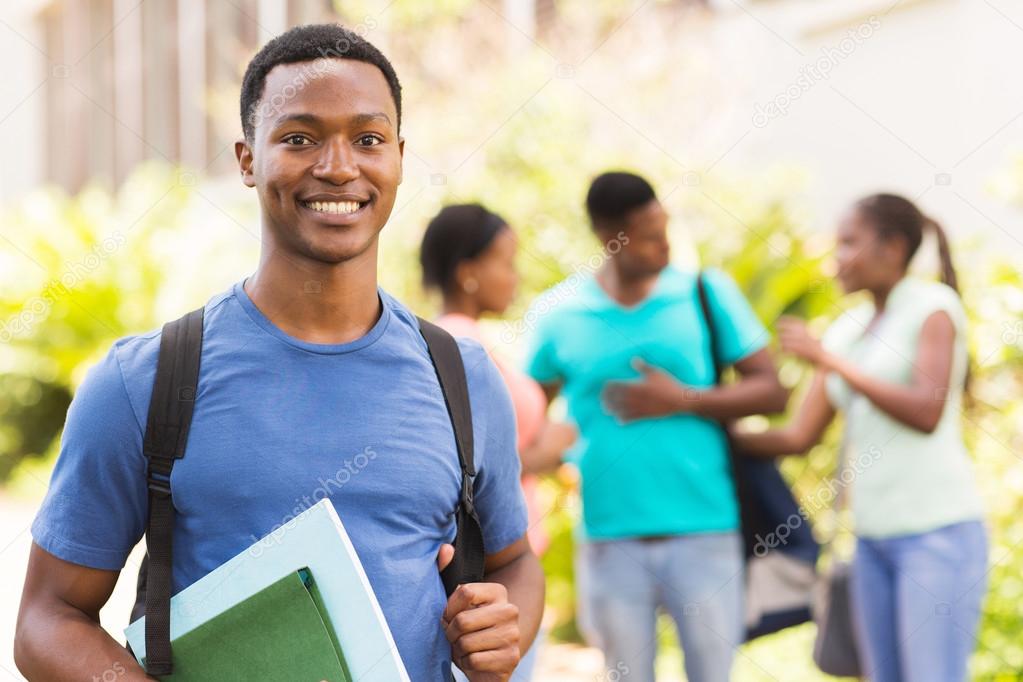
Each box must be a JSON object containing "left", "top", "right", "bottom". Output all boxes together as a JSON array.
[
  {"left": 235, "top": 139, "right": 256, "bottom": 188},
  {"left": 594, "top": 224, "right": 623, "bottom": 250},
  {"left": 397, "top": 136, "right": 405, "bottom": 185}
]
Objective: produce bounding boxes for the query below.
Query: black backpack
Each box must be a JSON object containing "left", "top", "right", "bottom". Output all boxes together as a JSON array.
[
  {"left": 130, "top": 307, "right": 486, "bottom": 676},
  {"left": 695, "top": 272, "right": 818, "bottom": 640}
]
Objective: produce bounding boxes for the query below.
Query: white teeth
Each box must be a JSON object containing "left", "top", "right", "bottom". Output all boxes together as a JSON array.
[{"left": 305, "top": 200, "right": 362, "bottom": 214}]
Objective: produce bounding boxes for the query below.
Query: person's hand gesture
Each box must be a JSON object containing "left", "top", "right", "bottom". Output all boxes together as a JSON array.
[
  {"left": 778, "top": 316, "right": 826, "bottom": 365},
  {"left": 437, "top": 545, "right": 521, "bottom": 681},
  {"left": 603, "top": 358, "right": 696, "bottom": 422}
]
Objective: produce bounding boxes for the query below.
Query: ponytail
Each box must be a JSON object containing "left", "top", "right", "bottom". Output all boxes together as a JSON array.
[
  {"left": 926, "top": 216, "right": 970, "bottom": 394},
  {"left": 857, "top": 196, "right": 969, "bottom": 392},
  {"left": 925, "top": 217, "right": 959, "bottom": 294},
  {"left": 856, "top": 193, "right": 960, "bottom": 296}
]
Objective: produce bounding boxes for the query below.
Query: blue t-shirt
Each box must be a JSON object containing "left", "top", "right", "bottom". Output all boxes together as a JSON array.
[
  {"left": 525, "top": 266, "right": 768, "bottom": 539},
  {"left": 31, "top": 281, "right": 528, "bottom": 681}
]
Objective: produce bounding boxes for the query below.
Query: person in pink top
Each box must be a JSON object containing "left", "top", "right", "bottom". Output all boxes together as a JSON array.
[{"left": 420, "top": 203, "right": 577, "bottom": 679}]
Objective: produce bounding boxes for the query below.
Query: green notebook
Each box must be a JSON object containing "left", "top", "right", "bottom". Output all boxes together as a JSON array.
[{"left": 146, "top": 568, "right": 349, "bottom": 681}]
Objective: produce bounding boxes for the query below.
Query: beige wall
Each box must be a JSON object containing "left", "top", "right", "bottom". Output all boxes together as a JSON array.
[{"left": 706, "top": 0, "right": 1023, "bottom": 250}]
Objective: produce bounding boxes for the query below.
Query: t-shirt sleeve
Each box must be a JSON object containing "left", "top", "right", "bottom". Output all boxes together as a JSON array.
[
  {"left": 821, "top": 303, "right": 873, "bottom": 410},
  {"left": 915, "top": 283, "right": 967, "bottom": 335},
  {"left": 822, "top": 317, "right": 854, "bottom": 411},
  {"left": 459, "top": 339, "right": 529, "bottom": 555},
  {"left": 702, "top": 268, "right": 770, "bottom": 365},
  {"left": 30, "top": 343, "right": 149, "bottom": 571},
  {"left": 523, "top": 306, "right": 562, "bottom": 385}
]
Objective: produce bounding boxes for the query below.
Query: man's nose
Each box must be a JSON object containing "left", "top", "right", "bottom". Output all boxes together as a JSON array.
[{"left": 311, "top": 138, "right": 359, "bottom": 184}]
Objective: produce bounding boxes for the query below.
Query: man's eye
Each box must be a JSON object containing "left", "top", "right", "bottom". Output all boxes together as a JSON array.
[
  {"left": 283, "top": 134, "right": 313, "bottom": 145},
  {"left": 356, "top": 134, "right": 383, "bottom": 146}
]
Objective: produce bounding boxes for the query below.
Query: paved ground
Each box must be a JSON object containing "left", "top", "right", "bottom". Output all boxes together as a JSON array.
[{"left": 0, "top": 491, "right": 607, "bottom": 681}]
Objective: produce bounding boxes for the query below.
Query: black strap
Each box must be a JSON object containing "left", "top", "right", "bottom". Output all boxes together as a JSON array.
[
  {"left": 140, "top": 307, "right": 204, "bottom": 676},
  {"left": 417, "top": 317, "right": 486, "bottom": 595},
  {"left": 695, "top": 272, "right": 723, "bottom": 384}
]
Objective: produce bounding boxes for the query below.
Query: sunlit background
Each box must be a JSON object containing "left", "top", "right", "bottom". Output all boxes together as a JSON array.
[{"left": 2, "top": 1, "right": 1022, "bottom": 680}]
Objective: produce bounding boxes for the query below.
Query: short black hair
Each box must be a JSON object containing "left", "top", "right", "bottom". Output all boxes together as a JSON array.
[
  {"left": 585, "top": 171, "right": 657, "bottom": 228},
  {"left": 239, "top": 24, "right": 402, "bottom": 141},
  {"left": 420, "top": 204, "right": 509, "bottom": 293}
]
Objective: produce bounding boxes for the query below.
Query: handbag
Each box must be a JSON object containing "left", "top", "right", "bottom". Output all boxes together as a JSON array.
[
  {"left": 695, "top": 272, "right": 818, "bottom": 640},
  {"left": 812, "top": 428, "right": 863, "bottom": 676}
]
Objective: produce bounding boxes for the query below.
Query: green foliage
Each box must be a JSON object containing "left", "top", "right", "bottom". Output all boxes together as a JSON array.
[
  {"left": 3, "top": 159, "right": 1022, "bottom": 681},
  {"left": 2, "top": 3, "right": 1021, "bottom": 673},
  {"left": 0, "top": 164, "right": 193, "bottom": 481}
]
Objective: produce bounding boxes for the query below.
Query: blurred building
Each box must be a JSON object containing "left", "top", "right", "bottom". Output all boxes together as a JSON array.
[
  {"left": 2, "top": 0, "right": 1022, "bottom": 247},
  {"left": 4, "top": 0, "right": 338, "bottom": 194}
]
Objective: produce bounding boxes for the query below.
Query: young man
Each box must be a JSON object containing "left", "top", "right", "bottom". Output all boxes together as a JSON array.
[
  {"left": 524, "top": 172, "right": 788, "bottom": 682},
  {"left": 15, "top": 24, "right": 543, "bottom": 682}
]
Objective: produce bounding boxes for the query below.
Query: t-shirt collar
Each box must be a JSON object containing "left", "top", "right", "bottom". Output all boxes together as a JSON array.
[
  {"left": 582, "top": 264, "right": 678, "bottom": 311},
  {"left": 233, "top": 279, "right": 392, "bottom": 355}
]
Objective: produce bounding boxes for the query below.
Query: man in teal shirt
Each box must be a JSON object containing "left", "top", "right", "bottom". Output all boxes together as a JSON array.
[{"left": 525, "top": 171, "right": 787, "bottom": 682}]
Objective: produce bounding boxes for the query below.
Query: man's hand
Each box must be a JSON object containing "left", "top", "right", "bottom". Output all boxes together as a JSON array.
[
  {"left": 603, "top": 358, "right": 698, "bottom": 422},
  {"left": 437, "top": 544, "right": 521, "bottom": 681}
]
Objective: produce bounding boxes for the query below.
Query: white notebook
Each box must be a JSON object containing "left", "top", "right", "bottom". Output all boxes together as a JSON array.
[{"left": 125, "top": 498, "right": 410, "bottom": 681}]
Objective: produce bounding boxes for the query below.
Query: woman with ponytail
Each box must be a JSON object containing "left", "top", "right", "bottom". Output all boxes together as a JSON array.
[{"left": 732, "top": 194, "right": 987, "bottom": 682}]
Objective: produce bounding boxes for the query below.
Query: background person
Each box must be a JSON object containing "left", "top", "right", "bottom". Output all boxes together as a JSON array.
[
  {"left": 732, "top": 193, "right": 988, "bottom": 682},
  {"left": 524, "top": 171, "right": 788, "bottom": 682},
  {"left": 420, "top": 203, "right": 578, "bottom": 680}
]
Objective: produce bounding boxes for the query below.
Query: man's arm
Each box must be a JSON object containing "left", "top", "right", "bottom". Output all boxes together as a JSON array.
[
  {"left": 439, "top": 536, "right": 545, "bottom": 682},
  {"left": 603, "top": 348, "right": 789, "bottom": 422},
  {"left": 15, "top": 543, "right": 153, "bottom": 682}
]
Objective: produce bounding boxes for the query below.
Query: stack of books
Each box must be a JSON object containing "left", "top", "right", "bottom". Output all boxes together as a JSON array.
[{"left": 125, "top": 499, "right": 410, "bottom": 681}]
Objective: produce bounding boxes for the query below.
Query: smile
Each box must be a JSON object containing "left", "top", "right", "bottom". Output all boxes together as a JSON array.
[{"left": 300, "top": 200, "right": 367, "bottom": 215}]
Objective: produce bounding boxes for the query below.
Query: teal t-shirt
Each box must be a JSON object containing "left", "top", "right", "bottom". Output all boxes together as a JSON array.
[{"left": 525, "top": 266, "right": 768, "bottom": 539}]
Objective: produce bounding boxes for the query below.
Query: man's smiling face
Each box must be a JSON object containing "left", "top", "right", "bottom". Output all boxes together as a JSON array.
[{"left": 236, "top": 58, "right": 404, "bottom": 265}]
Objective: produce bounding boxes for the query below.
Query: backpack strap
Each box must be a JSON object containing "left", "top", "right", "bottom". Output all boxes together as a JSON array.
[
  {"left": 140, "top": 307, "right": 204, "bottom": 676},
  {"left": 695, "top": 271, "right": 723, "bottom": 384},
  {"left": 133, "top": 308, "right": 481, "bottom": 673},
  {"left": 417, "top": 317, "right": 486, "bottom": 595}
]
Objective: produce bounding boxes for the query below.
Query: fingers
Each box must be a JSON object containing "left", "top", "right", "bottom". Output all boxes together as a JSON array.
[
  {"left": 602, "top": 383, "right": 626, "bottom": 410},
  {"left": 601, "top": 384, "right": 637, "bottom": 422},
  {"left": 456, "top": 646, "right": 520, "bottom": 679},
  {"left": 437, "top": 543, "right": 455, "bottom": 573},
  {"left": 444, "top": 601, "right": 520, "bottom": 644},
  {"left": 778, "top": 319, "right": 808, "bottom": 351},
  {"left": 442, "top": 582, "right": 506, "bottom": 624},
  {"left": 443, "top": 583, "right": 520, "bottom": 680},
  {"left": 631, "top": 357, "right": 653, "bottom": 374}
]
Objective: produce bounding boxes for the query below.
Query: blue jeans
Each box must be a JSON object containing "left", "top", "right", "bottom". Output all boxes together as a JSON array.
[
  {"left": 582, "top": 533, "right": 745, "bottom": 682},
  {"left": 851, "top": 521, "right": 989, "bottom": 682}
]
